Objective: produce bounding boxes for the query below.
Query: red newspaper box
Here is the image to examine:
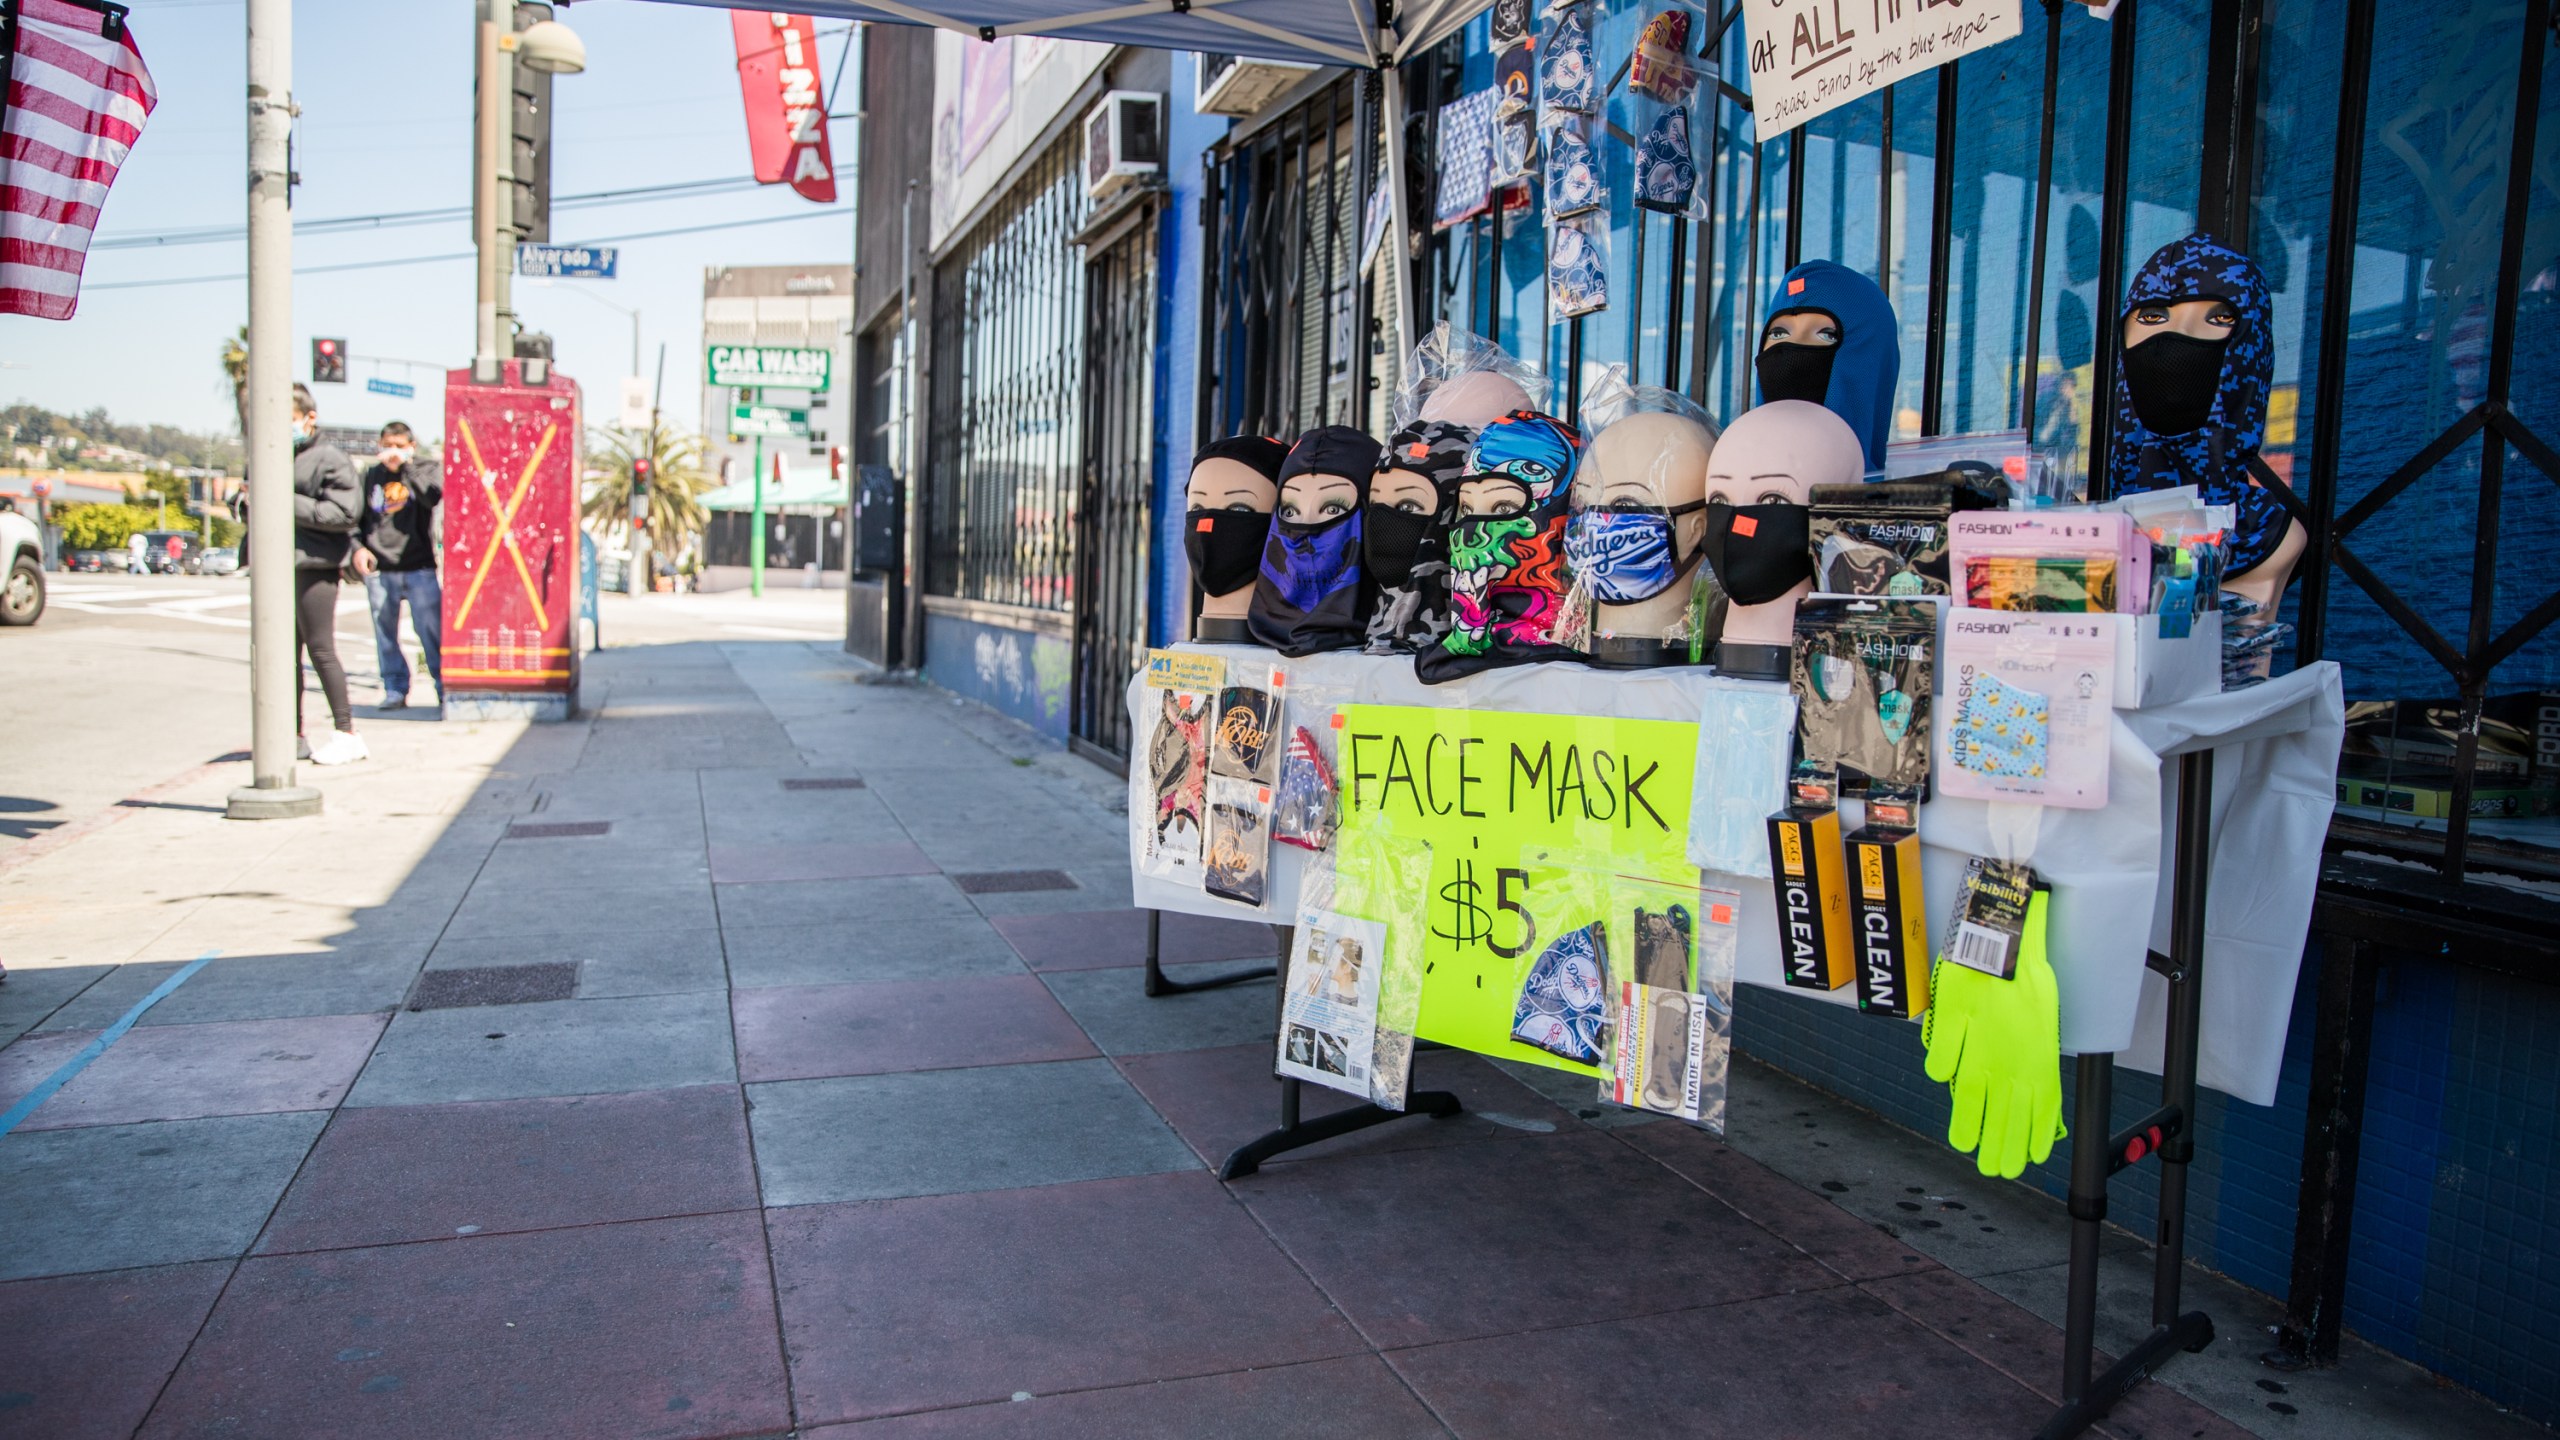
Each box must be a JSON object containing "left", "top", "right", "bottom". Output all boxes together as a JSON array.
[{"left": 442, "top": 360, "right": 582, "bottom": 718}]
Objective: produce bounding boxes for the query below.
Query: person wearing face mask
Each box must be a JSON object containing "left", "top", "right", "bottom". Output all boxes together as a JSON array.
[
  {"left": 2110, "top": 234, "right": 2305, "bottom": 609},
  {"left": 289, "top": 384, "right": 367, "bottom": 765},
  {"left": 1183, "top": 435, "right": 1289, "bottom": 643},
  {"left": 1250, "top": 426, "right": 1387, "bottom": 656},
  {"left": 1363, "top": 420, "right": 1473, "bottom": 655},
  {"left": 354, "top": 420, "right": 444, "bottom": 710},
  {"left": 1754, "top": 259, "right": 1900, "bottom": 472}
]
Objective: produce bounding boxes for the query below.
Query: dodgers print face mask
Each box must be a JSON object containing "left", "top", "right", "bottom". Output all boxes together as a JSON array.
[{"left": 1565, "top": 502, "right": 1705, "bottom": 603}]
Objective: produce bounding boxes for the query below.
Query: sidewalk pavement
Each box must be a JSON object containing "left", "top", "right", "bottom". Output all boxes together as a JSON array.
[{"left": 0, "top": 634, "right": 2527, "bottom": 1439}]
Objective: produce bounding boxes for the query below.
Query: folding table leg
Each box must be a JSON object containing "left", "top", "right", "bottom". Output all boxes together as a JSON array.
[{"left": 1141, "top": 907, "right": 1277, "bottom": 997}]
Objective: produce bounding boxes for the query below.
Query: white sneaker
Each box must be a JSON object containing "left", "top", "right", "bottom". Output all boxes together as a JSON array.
[{"left": 309, "top": 729, "right": 370, "bottom": 766}]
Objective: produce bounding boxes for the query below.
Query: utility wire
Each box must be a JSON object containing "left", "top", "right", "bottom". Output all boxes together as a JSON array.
[
  {"left": 92, "top": 175, "right": 770, "bottom": 250},
  {"left": 83, "top": 205, "right": 849, "bottom": 292}
]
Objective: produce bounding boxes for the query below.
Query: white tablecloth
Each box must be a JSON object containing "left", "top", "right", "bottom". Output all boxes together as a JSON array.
[{"left": 1128, "top": 648, "right": 2343, "bottom": 1104}]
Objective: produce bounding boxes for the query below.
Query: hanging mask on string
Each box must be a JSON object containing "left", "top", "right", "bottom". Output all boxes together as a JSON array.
[
  {"left": 1250, "top": 426, "right": 1384, "bottom": 657},
  {"left": 1634, "top": 105, "right": 1696, "bottom": 215},
  {"left": 1629, "top": 10, "right": 1694, "bottom": 99},
  {"left": 2122, "top": 331, "right": 2228, "bottom": 436},
  {"left": 1700, "top": 501, "right": 1813, "bottom": 606},
  {"left": 1565, "top": 502, "right": 1705, "bottom": 603}
]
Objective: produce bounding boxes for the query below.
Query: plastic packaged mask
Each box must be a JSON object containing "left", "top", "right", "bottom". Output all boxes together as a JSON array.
[
  {"left": 1545, "top": 124, "right": 1602, "bottom": 217},
  {"left": 1513, "top": 920, "right": 1611, "bottom": 1066},
  {"left": 1634, "top": 105, "right": 1696, "bottom": 214},
  {"left": 1540, "top": 5, "right": 1596, "bottom": 114}
]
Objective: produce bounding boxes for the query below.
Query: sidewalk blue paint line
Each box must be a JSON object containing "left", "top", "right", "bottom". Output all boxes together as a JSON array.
[{"left": 0, "top": 950, "right": 221, "bottom": 1136}]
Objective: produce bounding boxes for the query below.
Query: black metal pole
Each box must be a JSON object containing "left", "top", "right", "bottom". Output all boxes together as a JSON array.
[
  {"left": 1663, "top": 220, "right": 1689, "bottom": 393},
  {"left": 1920, "top": 62, "right": 1957, "bottom": 434},
  {"left": 2269, "top": 934, "right": 2381, "bottom": 1369},
  {"left": 2086, "top": 0, "right": 2141, "bottom": 497},
  {"left": 1142, "top": 907, "right": 1278, "bottom": 997},
  {"left": 2154, "top": 749, "right": 2213, "bottom": 1324},
  {"left": 2291, "top": 0, "right": 2376, "bottom": 669},
  {"left": 2060, "top": 1052, "right": 2113, "bottom": 1403},
  {"left": 2019, "top": 3, "right": 2061, "bottom": 435}
]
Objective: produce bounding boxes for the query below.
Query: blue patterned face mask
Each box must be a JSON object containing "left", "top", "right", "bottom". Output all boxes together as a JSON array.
[
  {"left": 1513, "top": 921, "right": 1612, "bottom": 1066},
  {"left": 1540, "top": 5, "right": 1596, "bottom": 114},
  {"left": 1566, "top": 503, "right": 1704, "bottom": 603},
  {"left": 1634, "top": 105, "right": 1696, "bottom": 214},
  {"left": 1545, "top": 124, "right": 1601, "bottom": 217}
]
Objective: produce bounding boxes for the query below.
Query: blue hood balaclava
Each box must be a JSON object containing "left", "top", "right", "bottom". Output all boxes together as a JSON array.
[
  {"left": 2108, "top": 233, "right": 2290, "bottom": 576},
  {"left": 1756, "top": 260, "right": 1899, "bottom": 470}
]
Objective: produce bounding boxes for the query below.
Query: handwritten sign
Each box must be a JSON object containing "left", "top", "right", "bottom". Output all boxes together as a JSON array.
[
  {"left": 1743, "top": 0, "right": 2023, "bottom": 142},
  {"left": 1144, "top": 648, "right": 1226, "bottom": 694}
]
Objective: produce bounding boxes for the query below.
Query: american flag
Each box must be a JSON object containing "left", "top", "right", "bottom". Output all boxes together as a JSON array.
[{"left": 2, "top": 0, "right": 156, "bottom": 320}]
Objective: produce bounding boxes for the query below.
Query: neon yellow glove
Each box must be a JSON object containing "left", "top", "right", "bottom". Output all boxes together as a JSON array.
[{"left": 1922, "top": 888, "right": 2065, "bottom": 1180}]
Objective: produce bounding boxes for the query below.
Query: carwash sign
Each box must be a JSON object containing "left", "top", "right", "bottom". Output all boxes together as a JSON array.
[
  {"left": 731, "top": 11, "right": 837, "bottom": 203},
  {"left": 706, "top": 345, "right": 832, "bottom": 391}
]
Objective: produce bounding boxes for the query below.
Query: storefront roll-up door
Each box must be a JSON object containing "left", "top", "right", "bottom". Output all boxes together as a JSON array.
[{"left": 1072, "top": 201, "right": 1160, "bottom": 764}]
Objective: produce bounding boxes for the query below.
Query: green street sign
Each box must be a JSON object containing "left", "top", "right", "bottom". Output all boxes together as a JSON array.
[
  {"left": 731, "top": 404, "right": 811, "bottom": 438},
  {"left": 706, "top": 344, "right": 832, "bottom": 391}
]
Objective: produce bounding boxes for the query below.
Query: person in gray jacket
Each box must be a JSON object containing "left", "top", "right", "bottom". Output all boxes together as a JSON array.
[{"left": 292, "top": 384, "right": 367, "bottom": 765}]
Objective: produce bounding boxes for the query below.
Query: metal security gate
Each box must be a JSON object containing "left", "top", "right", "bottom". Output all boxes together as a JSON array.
[{"left": 1070, "top": 202, "right": 1159, "bottom": 763}]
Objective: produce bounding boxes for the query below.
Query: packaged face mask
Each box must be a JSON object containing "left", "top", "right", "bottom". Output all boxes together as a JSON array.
[
  {"left": 1512, "top": 920, "right": 1611, "bottom": 1066},
  {"left": 1493, "top": 113, "right": 1538, "bottom": 185},
  {"left": 1949, "top": 510, "right": 2146, "bottom": 615},
  {"left": 1203, "top": 775, "right": 1273, "bottom": 907},
  {"left": 1544, "top": 123, "right": 1602, "bottom": 218},
  {"left": 1270, "top": 726, "right": 1339, "bottom": 850},
  {"left": 1629, "top": 10, "right": 1694, "bottom": 99},
  {"left": 1490, "top": 0, "right": 1532, "bottom": 49},
  {"left": 1549, "top": 216, "right": 1608, "bottom": 319},
  {"left": 1140, "top": 688, "right": 1211, "bottom": 881},
  {"left": 1940, "top": 612, "right": 2117, "bottom": 809},
  {"left": 1633, "top": 105, "right": 1697, "bottom": 215},
  {"left": 1809, "top": 479, "right": 1962, "bottom": 597},
  {"left": 1792, "top": 597, "right": 1936, "bottom": 797},
  {"left": 1539, "top": 5, "right": 1596, "bottom": 115},
  {"left": 1209, "top": 678, "right": 1283, "bottom": 784},
  {"left": 1962, "top": 555, "right": 2119, "bottom": 613}
]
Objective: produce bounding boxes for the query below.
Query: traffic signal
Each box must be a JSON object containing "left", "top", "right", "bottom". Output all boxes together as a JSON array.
[
  {"left": 828, "top": 446, "right": 844, "bottom": 481},
  {"left": 630, "top": 455, "right": 652, "bottom": 523},
  {"left": 312, "top": 337, "right": 346, "bottom": 383},
  {"left": 512, "top": 3, "right": 554, "bottom": 242}
]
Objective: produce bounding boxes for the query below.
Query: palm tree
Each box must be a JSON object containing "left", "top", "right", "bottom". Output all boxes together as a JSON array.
[
  {"left": 219, "top": 325, "right": 249, "bottom": 435},
  {"left": 584, "top": 426, "right": 713, "bottom": 555}
]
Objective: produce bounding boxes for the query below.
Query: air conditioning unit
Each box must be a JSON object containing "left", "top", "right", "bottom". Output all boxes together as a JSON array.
[
  {"left": 1196, "top": 51, "right": 1317, "bottom": 118},
  {"left": 1083, "top": 90, "right": 1164, "bottom": 202}
]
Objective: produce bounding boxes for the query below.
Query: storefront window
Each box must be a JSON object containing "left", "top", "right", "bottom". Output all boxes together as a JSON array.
[
  {"left": 2029, "top": 13, "right": 2114, "bottom": 497},
  {"left": 1938, "top": 46, "right": 2041, "bottom": 437}
]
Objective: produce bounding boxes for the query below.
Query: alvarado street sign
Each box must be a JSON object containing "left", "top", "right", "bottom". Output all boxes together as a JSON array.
[{"left": 706, "top": 345, "right": 832, "bottom": 391}]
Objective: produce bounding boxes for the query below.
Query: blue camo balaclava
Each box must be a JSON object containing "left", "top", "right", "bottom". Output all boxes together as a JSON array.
[
  {"left": 1757, "top": 260, "right": 1899, "bottom": 471},
  {"left": 2109, "top": 234, "right": 2291, "bottom": 576}
]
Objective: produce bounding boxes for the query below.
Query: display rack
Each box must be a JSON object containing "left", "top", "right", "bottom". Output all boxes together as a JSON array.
[
  {"left": 1138, "top": 908, "right": 1276, "bottom": 996},
  {"left": 2039, "top": 748, "right": 2218, "bottom": 1439}
]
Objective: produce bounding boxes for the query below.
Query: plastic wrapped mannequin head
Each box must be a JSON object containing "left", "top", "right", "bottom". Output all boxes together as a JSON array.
[
  {"left": 1755, "top": 260, "right": 1899, "bottom": 471},
  {"left": 1393, "top": 322, "right": 1551, "bottom": 430},
  {"left": 1703, "top": 400, "right": 1862, "bottom": 674},
  {"left": 2108, "top": 233, "right": 2305, "bottom": 607},
  {"left": 1185, "top": 435, "right": 1288, "bottom": 630},
  {"left": 1249, "top": 426, "right": 1387, "bottom": 656},
  {"left": 1563, "top": 380, "right": 1720, "bottom": 665},
  {"left": 1421, "top": 368, "right": 1539, "bottom": 428}
]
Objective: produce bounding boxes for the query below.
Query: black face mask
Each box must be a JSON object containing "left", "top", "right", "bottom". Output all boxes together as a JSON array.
[
  {"left": 1756, "top": 342, "right": 1839, "bottom": 405},
  {"left": 1700, "top": 501, "right": 1813, "bottom": 607},
  {"left": 1363, "top": 503, "right": 1439, "bottom": 588},
  {"left": 2121, "top": 330, "right": 2227, "bottom": 436},
  {"left": 1185, "top": 507, "right": 1269, "bottom": 596}
]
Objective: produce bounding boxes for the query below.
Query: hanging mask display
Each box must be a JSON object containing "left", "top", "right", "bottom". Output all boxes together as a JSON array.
[
  {"left": 1539, "top": 5, "right": 1596, "bottom": 115},
  {"left": 1757, "top": 260, "right": 1900, "bottom": 471},
  {"left": 1545, "top": 123, "right": 1603, "bottom": 218},
  {"left": 1634, "top": 105, "right": 1696, "bottom": 215},
  {"left": 1494, "top": 113, "right": 1539, "bottom": 185},
  {"left": 1549, "top": 217, "right": 1608, "bottom": 318},
  {"left": 1494, "top": 45, "right": 1537, "bottom": 121},
  {"left": 1419, "top": 410, "right": 1584, "bottom": 684},
  {"left": 1250, "top": 426, "right": 1385, "bottom": 657},
  {"left": 1700, "top": 502, "right": 1813, "bottom": 606},
  {"left": 1629, "top": 10, "right": 1693, "bottom": 99},
  {"left": 1491, "top": 0, "right": 1532, "bottom": 49},
  {"left": 1364, "top": 420, "right": 1474, "bottom": 656}
]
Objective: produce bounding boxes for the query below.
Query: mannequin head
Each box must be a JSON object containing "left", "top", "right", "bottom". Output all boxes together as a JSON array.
[
  {"left": 1755, "top": 260, "right": 1899, "bottom": 470},
  {"left": 1248, "top": 426, "right": 1386, "bottom": 656},
  {"left": 1420, "top": 368, "right": 1538, "bottom": 429},
  {"left": 1703, "top": 400, "right": 1862, "bottom": 658},
  {"left": 1423, "top": 410, "right": 1584, "bottom": 681},
  {"left": 1367, "top": 422, "right": 1471, "bottom": 585},
  {"left": 1185, "top": 435, "right": 1288, "bottom": 624},
  {"left": 1568, "top": 408, "right": 1717, "bottom": 657}
]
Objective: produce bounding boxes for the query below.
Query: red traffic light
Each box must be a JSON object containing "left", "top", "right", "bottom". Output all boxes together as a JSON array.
[
  {"left": 632, "top": 458, "right": 653, "bottom": 484},
  {"left": 316, "top": 339, "right": 337, "bottom": 354},
  {"left": 311, "top": 337, "right": 347, "bottom": 383}
]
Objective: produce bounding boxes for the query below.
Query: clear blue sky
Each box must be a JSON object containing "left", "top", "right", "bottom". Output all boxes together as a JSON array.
[{"left": 1, "top": 0, "right": 861, "bottom": 445}]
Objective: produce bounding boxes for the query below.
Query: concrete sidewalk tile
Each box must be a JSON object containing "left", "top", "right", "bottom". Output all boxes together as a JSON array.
[
  {"left": 0, "top": 1113, "right": 328, "bottom": 1280},
  {"left": 32, "top": 951, "right": 416, "bottom": 1032},
  {"left": 1620, "top": 1124, "right": 1939, "bottom": 1283},
  {"left": 799, "top": 1356, "right": 1449, "bottom": 1439},
  {"left": 732, "top": 975, "right": 1096, "bottom": 1083},
  {"left": 441, "top": 882, "right": 716, "bottom": 942},
  {"left": 710, "top": 842, "right": 941, "bottom": 884},
  {"left": 0, "top": 1261, "right": 235, "bottom": 1440},
  {"left": 258, "top": 1086, "right": 757, "bottom": 1255},
  {"left": 991, "top": 908, "right": 1279, "bottom": 972},
  {"left": 1119, "top": 1042, "right": 1576, "bottom": 1170},
  {"left": 771, "top": 1172, "right": 1364, "bottom": 1425},
  {"left": 1384, "top": 1285, "right": 2055, "bottom": 1438},
  {"left": 426, "top": 929, "right": 728, "bottom": 999},
  {"left": 1858, "top": 1267, "right": 2256, "bottom": 1440},
  {"left": 715, "top": 874, "right": 975, "bottom": 932},
  {"left": 0, "top": 1014, "right": 387, "bottom": 1130},
  {"left": 1238, "top": 1131, "right": 1834, "bottom": 1350},
  {"left": 0, "top": 966, "right": 108, "bottom": 1046},
  {"left": 723, "top": 918, "right": 1027, "bottom": 988},
  {"left": 960, "top": 868, "right": 1135, "bottom": 918},
  {"left": 140, "top": 1212, "right": 789, "bottom": 1440},
  {"left": 1037, "top": 963, "right": 1278, "bottom": 1057},
  {"left": 346, "top": 992, "right": 735, "bottom": 1107},
  {"left": 747, "top": 1058, "right": 1198, "bottom": 1207}
]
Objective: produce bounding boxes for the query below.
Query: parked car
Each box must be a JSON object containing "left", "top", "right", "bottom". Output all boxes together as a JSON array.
[
  {"left": 66, "top": 549, "right": 114, "bottom": 573},
  {"left": 0, "top": 499, "right": 43, "bottom": 625},
  {"left": 137, "top": 531, "right": 202, "bottom": 575},
  {"left": 200, "top": 546, "right": 240, "bottom": 575}
]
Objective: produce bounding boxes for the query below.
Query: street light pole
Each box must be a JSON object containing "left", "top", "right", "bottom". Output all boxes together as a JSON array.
[
  {"left": 228, "top": 0, "right": 320, "bottom": 820},
  {"left": 474, "top": 0, "right": 516, "bottom": 377}
]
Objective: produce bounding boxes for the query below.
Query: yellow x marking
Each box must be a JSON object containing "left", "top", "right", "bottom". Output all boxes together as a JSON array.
[{"left": 450, "top": 417, "right": 557, "bottom": 633}]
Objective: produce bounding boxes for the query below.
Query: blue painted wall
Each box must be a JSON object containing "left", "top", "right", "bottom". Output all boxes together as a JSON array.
[
  {"left": 1734, "top": 940, "right": 2560, "bottom": 1424},
  {"left": 1150, "top": 64, "right": 1227, "bottom": 646},
  {"left": 920, "top": 611, "right": 1070, "bottom": 741}
]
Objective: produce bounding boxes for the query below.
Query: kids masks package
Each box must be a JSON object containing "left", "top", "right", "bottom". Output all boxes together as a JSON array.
[{"left": 1940, "top": 613, "right": 2118, "bottom": 809}]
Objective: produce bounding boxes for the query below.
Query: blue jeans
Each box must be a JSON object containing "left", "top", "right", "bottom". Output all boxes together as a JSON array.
[{"left": 364, "top": 567, "right": 443, "bottom": 701}]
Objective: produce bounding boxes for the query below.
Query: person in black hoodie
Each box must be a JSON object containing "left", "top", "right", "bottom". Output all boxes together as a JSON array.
[
  {"left": 291, "top": 385, "right": 366, "bottom": 765},
  {"left": 352, "top": 420, "right": 443, "bottom": 709}
]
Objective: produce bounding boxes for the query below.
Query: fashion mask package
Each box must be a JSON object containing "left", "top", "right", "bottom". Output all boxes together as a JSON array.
[
  {"left": 1270, "top": 726, "right": 1340, "bottom": 851},
  {"left": 1250, "top": 426, "right": 1386, "bottom": 656},
  {"left": 1940, "top": 612, "right": 2118, "bottom": 809},
  {"left": 1419, "top": 410, "right": 1585, "bottom": 684},
  {"left": 1138, "top": 687, "right": 1213, "bottom": 884},
  {"left": 1203, "top": 775, "right": 1273, "bottom": 908},
  {"left": 1949, "top": 510, "right": 2147, "bottom": 615},
  {"left": 1209, "top": 672, "right": 1284, "bottom": 785},
  {"left": 1544, "top": 121, "right": 1603, "bottom": 218},
  {"left": 2108, "top": 234, "right": 2292, "bottom": 578},
  {"left": 1539, "top": 4, "right": 1596, "bottom": 115},
  {"left": 1792, "top": 598, "right": 1936, "bottom": 799},
  {"left": 1809, "top": 472, "right": 2012, "bottom": 597},
  {"left": 1364, "top": 420, "right": 1474, "bottom": 655}
]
